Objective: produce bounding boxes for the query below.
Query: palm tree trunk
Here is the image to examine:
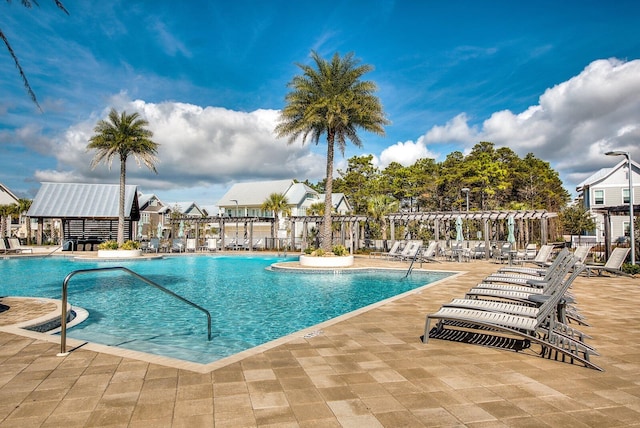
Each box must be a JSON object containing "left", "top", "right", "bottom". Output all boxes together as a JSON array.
[
  {"left": 118, "top": 154, "right": 127, "bottom": 245},
  {"left": 322, "top": 133, "right": 335, "bottom": 252}
]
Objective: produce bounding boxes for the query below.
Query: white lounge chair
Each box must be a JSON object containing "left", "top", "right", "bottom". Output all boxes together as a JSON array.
[
  {"left": 586, "top": 247, "right": 631, "bottom": 277},
  {"left": 7, "top": 238, "right": 32, "bottom": 253}
]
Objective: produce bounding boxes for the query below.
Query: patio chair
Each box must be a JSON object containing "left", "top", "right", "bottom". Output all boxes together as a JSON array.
[
  {"left": 585, "top": 247, "right": 631, "bottom": 277},
  {"left": 171, "top": 238, "right": 185, "bottom": 253},
  {"left": 370, "top": 241, "right": 403, "bottom": 258},
  {"left": 423, "top": 262, "right": 601, "bottom": 371},
  {"left": 145, "top": 238, "right": 159, "bottom": 253},
  {"left": 1, "top": 239, "right": 20, "bottom": 254},
  {"left": 392, "top": 240, "right": 422, "bottom": 261},
  {"left": 493, "top": 242, "right": 512, "bottom": 264},
  {"left": 7, "top": 238, "right": 33, "bottom": 253},
  {"left": 418, "top": 241, "right": 439, "bottom": 263},
  {"left": 470, "top": 242, "right": 488, "bottom": 259}
]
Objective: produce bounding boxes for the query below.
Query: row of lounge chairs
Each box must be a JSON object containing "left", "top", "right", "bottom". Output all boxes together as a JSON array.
[
  {"left": 0, "top": 238, "right": 33, "bottom": 254},
  {"left": 423, "top": 248, "right": 603, "bottom": 370}
]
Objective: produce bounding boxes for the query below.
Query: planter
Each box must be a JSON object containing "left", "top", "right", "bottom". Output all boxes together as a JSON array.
[
  {"left": 97, "top": 249, "right": 143, "bottom": 258},
  {"left": 299, "top": 254, "right": 354, "bottom": 268}
]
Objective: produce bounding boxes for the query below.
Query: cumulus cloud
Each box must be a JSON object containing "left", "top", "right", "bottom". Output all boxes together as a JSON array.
[
  {"left": 34, "top": 97, "right": 326, "bottom": 193},
  {"left": 379, "top": 136, "right": 437, "bottom": 167},
  {"left": 417, "top": 58, "right": 640, "bottom": 191}
]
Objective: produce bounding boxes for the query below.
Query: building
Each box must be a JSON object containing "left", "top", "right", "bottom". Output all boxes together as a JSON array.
[
  {"left": 27, "top": 182, "right": 140, "bottom": 247},
  {"left": 576, "top": 158, "right": 639, "bottom": 243}
]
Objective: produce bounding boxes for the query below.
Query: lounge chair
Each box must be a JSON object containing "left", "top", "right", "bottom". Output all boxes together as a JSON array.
[
  {"left": 186, "top": 238, "right": 197, "bottom": 252},
  {"left": 392, "top": 240, "right": 422, "bottom": 261},
  {"left": 482, "top": 248, "right": 572, "bottom": 285},
  {"left": 470, "top": 242, "right": 488, "bottom": 259},
  {"left": 370, "top": 241, "right": 403, "bottom": 259},
  {"left": 145, "top": 238, "right": 159, "bottom": 253},
  {"left": 572, "top": 244, "right": 593, "bottom": 266},
  {"left": 171, "top": 238, "right": 185, "bottom": 253},
  {"left": 7, "top": 238, "right": 33, "bottom": 253},
  {"left": 419, "top": 241, "right": 440, "bottom": 263},
  {"left": 1, "top": 239, "right": 20, "bottom": 254},
  {"left": 497, "top": 244, "right": 555, "bottom": 275},
  {"left": 423, "top": 262, "right": 601, "bottom": 370},
  {"left": 585, "top": 247, "right": 631, "bottom": 277},
  {"left": 201, "top": 238, "right": 218, "bottom": 252}
]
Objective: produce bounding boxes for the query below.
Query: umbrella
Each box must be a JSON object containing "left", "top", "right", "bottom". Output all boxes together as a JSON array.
[
  {"left": 455, "top": 215, "right": 464, "bottom": 242},
  {"left": 507, "top": 215, "right": 516, "bottom": 244},
  {"left": 137, "top": 222, "right": 143, "bottom": 239},
  {"left": 157, "top": 222, "right": 163, "bottom": 239},
  {"left": 178, "top": 220, "right": 185, "bottom": 238}
]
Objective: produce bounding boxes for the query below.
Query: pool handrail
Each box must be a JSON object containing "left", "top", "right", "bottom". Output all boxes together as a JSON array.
[{"left": 58, "top": 266, "right": 212, "bottom": 356}]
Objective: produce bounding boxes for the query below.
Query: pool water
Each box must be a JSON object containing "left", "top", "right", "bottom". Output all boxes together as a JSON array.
[{"left": 0, "top": 255, "right": 451, "bottom": 364}]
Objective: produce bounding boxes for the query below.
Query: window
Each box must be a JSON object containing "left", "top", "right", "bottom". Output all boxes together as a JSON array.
[
  {"left": 623, "top": 221, "right": 630, "bottom": 237},
  {"left": 594, "top": 189, "right": 604, "bottom": 205},
  {"left": 623, "top": 188, "right": 630, "bottom": 204},
  {"left": 141, "top": 212, "right": 150, "bottom": 223}
]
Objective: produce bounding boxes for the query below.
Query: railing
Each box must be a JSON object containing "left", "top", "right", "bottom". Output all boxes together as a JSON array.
[{"left": 58, "top": 266, "right": 212, "bottom": 356}]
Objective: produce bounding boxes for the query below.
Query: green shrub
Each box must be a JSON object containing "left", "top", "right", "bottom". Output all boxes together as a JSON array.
[
  {"left": 98, "top": 240, "right": 118, "bottom": 250},
  {"left": 120, "top": 240, "right": 140, "bottom": 250},
  {"left": 311, "top": 249, "right": 325, "bottom": 257},
  {"left": 332, "top": 244, "right": 349, "bottom": 256},
  {"left": 622, "top": 263, "right": 640, "bottom": 275},
  {"left": 304, "top": 247, "right": 314, "bottom": 254}
]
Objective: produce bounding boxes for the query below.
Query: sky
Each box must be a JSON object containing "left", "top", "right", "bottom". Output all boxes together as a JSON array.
[{"left": 2, "top": 0, "right": 640, "bottom": 207}]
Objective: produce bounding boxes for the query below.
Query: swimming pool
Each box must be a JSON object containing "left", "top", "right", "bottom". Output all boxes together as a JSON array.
[{"left": 0, "top": 255, "right": 452, "bottom": 364}]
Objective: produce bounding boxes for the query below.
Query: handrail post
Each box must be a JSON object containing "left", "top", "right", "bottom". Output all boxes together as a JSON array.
[{"left": 58, "top": 266, "right": 212, "bottom": 357}]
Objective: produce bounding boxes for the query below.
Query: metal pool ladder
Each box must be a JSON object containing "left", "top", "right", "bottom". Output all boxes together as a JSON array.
[{"left": 58, "top": 266, "right": 212, "bottom": 356}]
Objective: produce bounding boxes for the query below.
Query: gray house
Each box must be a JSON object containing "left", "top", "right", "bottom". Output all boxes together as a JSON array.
[{"left": 576, "top": 158, "right": 639, "bottom": 244}]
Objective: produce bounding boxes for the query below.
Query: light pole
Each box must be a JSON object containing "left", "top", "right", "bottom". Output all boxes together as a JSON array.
[
  {"left": 230, "top": 199, "right": 239, "bottom": 251},
  {"left": 605, "top": 151, "right": 635, "bottom": 265}
]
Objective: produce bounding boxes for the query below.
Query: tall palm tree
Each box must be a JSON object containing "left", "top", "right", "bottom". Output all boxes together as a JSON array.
[
  {"left": 275, "top": 51, "right": 388, "bottom": 252},
  {"left": 2, "top": 0, "right": 68, "bottom": 109},
  {"left": 17, "top": 198, "right": 32, "bottom": 244},
  {"left": 261, "top": 193, "right": 290, "bottom": 240},
  {"left": 87, "top": 108, "right": 159, "bottom": 245}
]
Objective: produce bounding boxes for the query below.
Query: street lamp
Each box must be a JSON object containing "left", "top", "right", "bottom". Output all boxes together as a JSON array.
[
  {"left": 605, "top": 151, "right": 635, "bottom": 265},
  {"left": 230, "top": 199, "right": 239, "bottom": 251}
]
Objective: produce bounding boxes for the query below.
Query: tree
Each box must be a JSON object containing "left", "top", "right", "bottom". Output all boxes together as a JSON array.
[
  {"left": 275, "top": 51, "right": 388, "bottom": 251},
  {"left": 0, "top": 203, "right": 18, "bottom": 238},
  {"left": 334, "top": 155, "right": 380, "bottom": 214},
  {"left": 559, "top": 205, "right": 596, "bottom": 245},
  {"left": 87, "top": 109, "right": 159, "bottom": 245},
  {"left": 367, "top": 194, "right": 399, "bottom": 240},
  {"left": 17, "top": 198, "right": 32, "bottom": 244},
  {"left": 2, "top": 0, "right": 68, "bottom": 109},
  {"left": 261, "top": 192, "right": 290, "bottom": 240}
]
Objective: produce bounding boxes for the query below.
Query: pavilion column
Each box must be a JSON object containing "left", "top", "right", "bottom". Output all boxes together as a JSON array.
[
  {"left": 603, "top": 212, "right": 612, "bottom": 260},
  {"left": 390, "top": 219, "right": 395, "bottom": 242},
  {"left": 302, "top": 219, "right": 308, "bottom": 251},
  {"left": 540, "top": 218, "right": 548, "bottom": 245},
  {"left": 37, "top": 218, "right": 43, "bottom": 245},
  {"left": 290, "top": 219, "right": 296, "bottom": 251},
  {"left": 483, "top": 218, "right": 490, "bottom": 259},
  {"left": 249, "top": 222, "right": 254, "bottom": 252},
  {"left": 220, "top": 219, "right": 226, "bottom": 250}
]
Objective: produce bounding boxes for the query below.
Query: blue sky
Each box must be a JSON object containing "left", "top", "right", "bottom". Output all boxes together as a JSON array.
[{"left": 2, "top": 0, "right": 640, "bottom": 206}]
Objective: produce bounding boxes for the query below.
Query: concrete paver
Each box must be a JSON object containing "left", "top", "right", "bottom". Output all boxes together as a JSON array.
[{"left": 1, "top": 255, "right": 639, "bottom": 427}]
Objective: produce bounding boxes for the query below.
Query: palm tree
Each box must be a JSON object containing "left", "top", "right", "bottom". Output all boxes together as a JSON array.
[
  {"left": 2, "top": 0, "right": 68, "bottom": 109},
  {"left": 367, "top": 195, "right": 399, "bottom": 240},
  {"left": 275, "top": 51, "right": 388, "bottom": 252},
  {"left": 16, "top": 198, "right": 32, "bottom": 244},
  {"left": 308, "top": 201, "right": 325, "bottom": 216},
  {"left": 261, "top": 193, "right": 291, "bottom": 240},
  {"left": 87, "top": 108, "right": 159, "bottom": 245},
  {"left": 0, "top": 203, "right": 17, "bottom": 238}
]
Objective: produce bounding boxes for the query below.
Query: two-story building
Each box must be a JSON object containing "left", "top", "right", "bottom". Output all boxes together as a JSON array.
[
  {"left": 217, "top": 179, "right": 351, "bottom": 244},
  {"left": 576, "top": 158, "right": 639, "bottom": 243}
]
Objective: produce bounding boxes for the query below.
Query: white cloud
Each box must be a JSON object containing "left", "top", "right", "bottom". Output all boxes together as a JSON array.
[
  {"left": 416, "top": 58, "right": 640, "bottom": 192},
  {"left": 33, "top": 97, "right": 326, "bottom": 196},
  {"left": 378, "top": 136, "right": 437, "bottom": 167}
]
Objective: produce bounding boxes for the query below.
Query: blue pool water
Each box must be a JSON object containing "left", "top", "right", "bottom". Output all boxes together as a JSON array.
[{"left": 0, "top": 255, "right": 451, "bottom": 364}]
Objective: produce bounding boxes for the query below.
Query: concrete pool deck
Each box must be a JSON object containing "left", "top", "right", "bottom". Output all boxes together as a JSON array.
[{"left": 1, "top": 254, "right": 639, "bottom": 427}]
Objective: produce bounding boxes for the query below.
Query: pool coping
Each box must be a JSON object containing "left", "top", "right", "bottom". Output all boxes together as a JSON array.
[{"left": 0, "top": 264, "right": 465, "bottom": 373}]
